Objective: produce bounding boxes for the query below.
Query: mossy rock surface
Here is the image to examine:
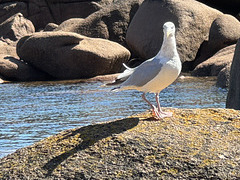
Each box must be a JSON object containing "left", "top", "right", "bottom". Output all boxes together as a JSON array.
[{"left": 0, "top": 108, "right": 240, "bottom": 179}]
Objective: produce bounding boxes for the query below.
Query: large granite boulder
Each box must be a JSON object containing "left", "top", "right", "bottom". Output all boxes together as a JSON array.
[
  {"left": 192, "top": 44, "right": 235, "bottom": 77},
  {"left": 226, "top": 39, "right": 240, "bottom": 109},
  {"left": 55, "top": 0, "right": 143, "bottom": 47},
  {"left": 191, "top": 14, "right": 240, "bottom": 69},
  {"left": 0, "top": 13, "right": 35, "bottom": 43},
  {"left": 126, "top": 0, "right": 222, "bottom": 62},
  {"left": 0, "top": 55, "right": 49, "bottom": 81},
  {"left": 0, "top": 40, "right": 48, "bottom": 81},
  {"left": 0, "top": 1, "right": 101, "bottom": 31},
  {"left": 17, "top": 31, "right": 131, "bottom": 79},
  {"left": 209, "top": 14, "right": 240, "bottom": 52},
  {"left": 54, "top": 17, "right": 108, "bottom": 39},
  {"left": 0, "top": 109, "right": 239, "bottom": 179}
]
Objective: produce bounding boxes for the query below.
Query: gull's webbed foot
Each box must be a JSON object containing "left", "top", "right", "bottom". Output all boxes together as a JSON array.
[
  {"left": 151, "top": 106, "right": 173, "bottom": 120},
  {"left": 160, "top": 111, "right": 173, "bottom": 118},
  {"left": 151, "top": 105, "right": 163, "bottom": 120}
]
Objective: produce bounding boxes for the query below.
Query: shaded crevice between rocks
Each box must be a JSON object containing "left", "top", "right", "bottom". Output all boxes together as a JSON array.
[{"left": 44, "top": 0, "right": 57, "bottom": 24}]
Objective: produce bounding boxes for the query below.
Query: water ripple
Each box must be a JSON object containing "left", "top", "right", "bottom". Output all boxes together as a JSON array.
[{"left": 0, "top": 76, "right": 227, "bottom": 158}]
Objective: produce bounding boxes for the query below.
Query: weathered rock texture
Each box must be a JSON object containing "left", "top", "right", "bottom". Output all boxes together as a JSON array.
[
  {"left": 17, "top": 31, "right": 130, "bottom": 79},
  {"left": 44, "top": 23, "right": 59, "bottom": 32},
  {"left": 0, "top": 39, "right": 49, "bottom": 81},
  {"left": 0, "top": 108, "right": 239, "bottom": 179},
  {"left": 0, "top": 13, "right": 35, "bottom": 42},
  {"left": 192, "top": 44, "right": 235, "bottom": 77},
  {"left": 216, "top": 63, "right": 231, "bottom": 88},
  {"left": 55, "top": 0, "right": 143, "bottom": 47},
  {"left": 190, "top": 14, "right": 240, "bottom": 70},
  {"left": 209, "top": 14, "right": 240, "bottom": 53},
  {"left": 0, "top": 55, "right": 49, "bottom": 81},
  {"left": 0, "top": 1, "right": 101, "bottom": 31},
  {"left": 227, "top": 39, "right": 240, "bottom": 109},
  {"left": 126, "top": 0, "right": 222, "bottom": 62},
  {"left": 191, "top": 42, "right": 234, "bottom": 86},
  {"left": 0, "top": 41, "right": 17, "bottom": 57}
]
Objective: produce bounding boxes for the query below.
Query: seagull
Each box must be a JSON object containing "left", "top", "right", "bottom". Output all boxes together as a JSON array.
[{"left": 107, "top": 22, "right": 182, "bottom": 119}]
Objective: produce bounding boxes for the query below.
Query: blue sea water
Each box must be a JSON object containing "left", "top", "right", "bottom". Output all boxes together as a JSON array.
[{"left": 0, "top": 76, "right": 227, "bottom": 158}]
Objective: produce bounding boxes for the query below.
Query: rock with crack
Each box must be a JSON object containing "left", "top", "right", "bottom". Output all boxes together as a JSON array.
[{"left": 55, "top": 0, "right": 143, "bottom": 47}]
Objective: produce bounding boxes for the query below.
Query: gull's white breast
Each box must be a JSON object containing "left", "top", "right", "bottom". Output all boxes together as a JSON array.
[{"left": 139, "top": 59, "right": 181, "bottom": 93}]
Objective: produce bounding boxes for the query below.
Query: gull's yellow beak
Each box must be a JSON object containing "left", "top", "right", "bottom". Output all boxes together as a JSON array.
[{"left": 166, "top": 30, "right": 171, "bottom": 38}]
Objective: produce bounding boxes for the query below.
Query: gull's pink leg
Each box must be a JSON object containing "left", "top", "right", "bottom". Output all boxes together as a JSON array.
[
  {"left": 155, "top": 93, "right": 173, "bottom": 118},
  {"left": 141, "top": 93, "right": 163, "bottom": 119}
]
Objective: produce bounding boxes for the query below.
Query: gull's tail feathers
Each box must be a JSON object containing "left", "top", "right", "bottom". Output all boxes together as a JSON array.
[
  {"left": 103, "top": 63, "right": 135, "bottom": 87},
  {"left": 123, "top": 63, "right": 131, "bottom": 70}
]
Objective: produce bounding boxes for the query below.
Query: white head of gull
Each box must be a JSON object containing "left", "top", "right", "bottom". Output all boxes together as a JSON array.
[{"left": 107, "top": 22, "right": 182, "bottom": 119}]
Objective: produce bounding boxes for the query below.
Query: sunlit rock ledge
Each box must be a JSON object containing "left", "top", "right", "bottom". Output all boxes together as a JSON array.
[{"left": 0, "top": 108, "right": 239, "bottom": 179}]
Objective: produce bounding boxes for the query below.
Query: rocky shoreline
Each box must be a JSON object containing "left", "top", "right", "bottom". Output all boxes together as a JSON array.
[
  {"left": 0, "top": 108, "right": 239, "bottom": 179},
  {"left": 0, "top": 0, "right": 239, "bottom": 83},
  {"left": 1, "top": 0, "right": 240, "bottom": 108},
  {"left": 0, "top": 1, "right": 240, "bottom": 178}
]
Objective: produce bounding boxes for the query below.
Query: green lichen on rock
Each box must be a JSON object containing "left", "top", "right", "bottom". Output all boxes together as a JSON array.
[{"left": 0, "top": 108, "right": 239, "bottom": 179}]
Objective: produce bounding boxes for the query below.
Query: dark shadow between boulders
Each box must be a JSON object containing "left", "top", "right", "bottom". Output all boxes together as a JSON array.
[{"left": 42, "top": 117, "right": 139, "bottom": 177}]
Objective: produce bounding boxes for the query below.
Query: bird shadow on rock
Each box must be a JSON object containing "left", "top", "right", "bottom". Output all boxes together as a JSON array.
[
  {"left": 142, "top": 117, "right": 159, "bottom": 121},
  {"left": 42, "top": 117, "right": 139, "bottom": 177}
]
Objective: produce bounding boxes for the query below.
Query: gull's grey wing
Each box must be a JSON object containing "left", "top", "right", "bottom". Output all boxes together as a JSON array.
[{"left": 121, "top": 59, "right": 163, "bottom": 87}]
